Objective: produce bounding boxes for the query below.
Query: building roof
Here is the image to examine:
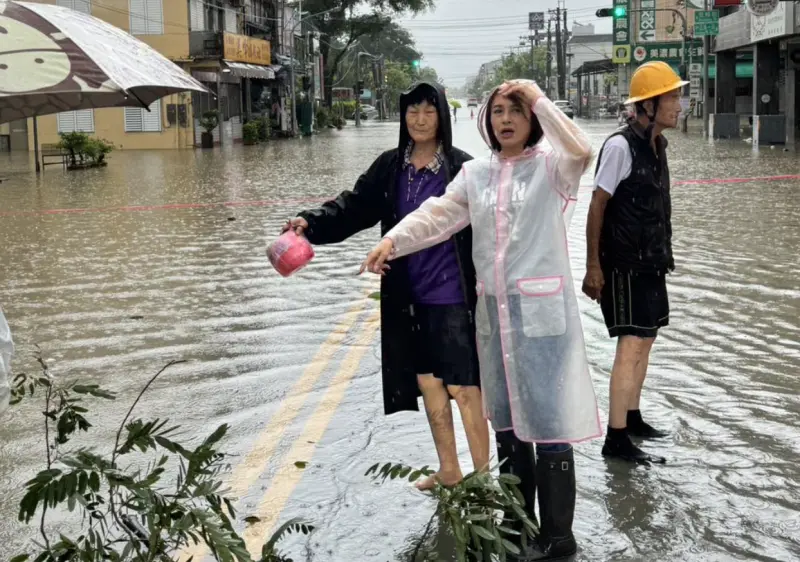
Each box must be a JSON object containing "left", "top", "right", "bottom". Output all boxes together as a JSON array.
[
  {"left": 568, "top": 33, "right": 613, "bottom": 45},
  {"left": 571, "top": 59, "right": 614, "bottom": 76}
]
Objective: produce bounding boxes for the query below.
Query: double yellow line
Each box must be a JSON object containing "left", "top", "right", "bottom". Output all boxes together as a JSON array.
[{"left": 179, "top": 291, "right": 380, "bottom": 561}]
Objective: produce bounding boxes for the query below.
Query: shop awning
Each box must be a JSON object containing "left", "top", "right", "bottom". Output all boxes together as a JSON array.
[{"left": 223, "top": 61, "right": 276, "bottom": 80}]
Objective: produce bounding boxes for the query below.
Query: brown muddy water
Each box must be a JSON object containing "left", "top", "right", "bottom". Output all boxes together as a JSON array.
[{"left": 0, "top": 118, "right": 798, "bottom": 561}]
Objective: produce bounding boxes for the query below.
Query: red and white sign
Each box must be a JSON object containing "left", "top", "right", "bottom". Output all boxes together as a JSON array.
[{"left": 633, "top": 46, "right": 647, "bottom": 62}]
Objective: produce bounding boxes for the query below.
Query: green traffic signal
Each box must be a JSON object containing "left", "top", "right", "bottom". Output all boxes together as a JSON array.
[
  {"left": 412, "top": 60, "right": 420, "bottom": 68},
  {"left": 613, "top": 5, "right": 626, "bottom": 17}
]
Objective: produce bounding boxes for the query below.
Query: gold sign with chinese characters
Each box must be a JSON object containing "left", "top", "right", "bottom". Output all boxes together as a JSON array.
[{"left": 223, "top": 33, "right": 271, "bottom": 66}]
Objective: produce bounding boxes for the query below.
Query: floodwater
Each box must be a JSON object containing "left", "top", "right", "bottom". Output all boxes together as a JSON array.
[{"left": 0, "top": 116, "right": 799, "bottom": 562}]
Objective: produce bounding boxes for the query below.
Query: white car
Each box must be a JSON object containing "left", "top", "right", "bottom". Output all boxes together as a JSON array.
[
  {"left": 359, "top": 104, "right": 379, "bottom": 120},
  {"left": 553, "top": 100, "right": 575, "bottom": 119}
]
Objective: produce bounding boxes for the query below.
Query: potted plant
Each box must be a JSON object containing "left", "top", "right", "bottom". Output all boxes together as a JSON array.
[
  {"left": 199, "top": 109, "right": 220, "bottom": 149},
  {"left": 243, "top": 120, "right": 260, "bottom": 145}
]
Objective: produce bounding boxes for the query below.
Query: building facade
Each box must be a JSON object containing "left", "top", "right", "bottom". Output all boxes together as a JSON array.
[
  {"left": 23, "top": 0, "right": 196, "bottom": 151},
  {"left": 7, "top": 0, "right": 319, "bottom": 151},
  {"left": 712, "top": 2, "right": 800, "bottom": 145}
]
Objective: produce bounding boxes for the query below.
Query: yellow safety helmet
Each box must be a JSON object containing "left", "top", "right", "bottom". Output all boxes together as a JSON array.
[{"left": 624, "top": 61, "right": 689, "bottom": 105}]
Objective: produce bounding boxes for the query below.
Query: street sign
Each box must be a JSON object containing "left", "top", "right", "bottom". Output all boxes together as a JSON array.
[
  {"left": 613, "top": 44, "right": 631, "bottom": 64},
  {"left": 612, "top": 0, "right": 631, "bottom": 47},
  {"left": 746, "top": 0, "right": 779, "bottom": 16},
  {"left": 638, "top": 29, "right": 656, "bottom": 41},
  {"left": 529, "top": 11, "right": 545, "bottom": 31},
  {"left": 695, "top": 9, "right": 720, "bottom": 35},
  {"left": 639, "top": 0, "right": 656, "bottom": 42}
]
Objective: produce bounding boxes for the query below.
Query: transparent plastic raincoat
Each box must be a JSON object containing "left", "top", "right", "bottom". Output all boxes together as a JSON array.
[
  {"left": 384, "top": 91, "right": 602, "bottom": 443},
  {"left": 0, "top": 308, "right": 13, "bottom": 417}
]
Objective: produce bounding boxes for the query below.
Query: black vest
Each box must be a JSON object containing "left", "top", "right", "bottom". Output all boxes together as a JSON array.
[{"left": 596, "top": 123, "right": 674, "bottom": 273}]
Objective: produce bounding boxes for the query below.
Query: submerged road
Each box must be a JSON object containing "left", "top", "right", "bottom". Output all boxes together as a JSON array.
[{"left": 0, "top": 117, "right": 799, "bottom": 561}]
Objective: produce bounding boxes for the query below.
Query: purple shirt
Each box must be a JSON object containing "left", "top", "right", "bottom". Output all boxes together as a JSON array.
[{"left": 396, "top": 144, "right": 464, "bottom": 305}]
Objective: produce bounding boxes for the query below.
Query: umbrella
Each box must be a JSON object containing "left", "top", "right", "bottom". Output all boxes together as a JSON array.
[{"left": 0, "top": 0, "right": 210, "bottom": 168}]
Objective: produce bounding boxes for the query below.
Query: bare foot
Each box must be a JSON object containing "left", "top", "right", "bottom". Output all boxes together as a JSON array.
[{"left": 415, "top": 470, "right": 463, "bottom": 491}]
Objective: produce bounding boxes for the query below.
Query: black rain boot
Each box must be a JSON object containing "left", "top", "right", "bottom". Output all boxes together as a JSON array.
[
  {"left": 495, "top": 431, "right": 538, "bottom": 558},
  {"left": 531, "top": 448, "right": 577, "bottom": 560}
]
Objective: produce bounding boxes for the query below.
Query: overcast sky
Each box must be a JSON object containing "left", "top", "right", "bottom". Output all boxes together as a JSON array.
[{"left": 399, "top": 0, "right": 613, "bottom": 87}]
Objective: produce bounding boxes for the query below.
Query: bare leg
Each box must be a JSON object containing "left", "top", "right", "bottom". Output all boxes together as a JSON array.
[
  {"left": 448, "top": 385, "right": 490, "bottom": 474},
  {"left": 608, "top": 336, "right": 654, "bottom": 428},
  {"left": 416, "top": 374, "right": 462, "bottom": 490},
  {"left": 604, "top": 336, "right": 664, "bottom": 463},
  {"left": 629, "top": 336, "right": 655, "bottom": 411}
]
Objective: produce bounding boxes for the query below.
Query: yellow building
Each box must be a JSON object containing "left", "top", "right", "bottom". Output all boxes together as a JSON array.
[{"left": 25, "top": 0, "right": 196, "bottom": 151}]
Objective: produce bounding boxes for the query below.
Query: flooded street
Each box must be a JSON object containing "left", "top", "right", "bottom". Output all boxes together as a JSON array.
[{"left": 1, "top": 118, "right": 799, "bottom": 561}]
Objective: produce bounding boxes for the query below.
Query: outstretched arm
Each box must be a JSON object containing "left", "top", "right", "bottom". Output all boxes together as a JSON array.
[
  {"left": 361, "top": 167, "right": 471, "bottom": 275},
  {"left": 295, "top": 154, "right": 385, "bottom": 245}
]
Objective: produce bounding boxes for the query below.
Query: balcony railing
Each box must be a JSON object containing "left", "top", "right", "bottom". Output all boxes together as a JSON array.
[{"left": 190, "top": 31, "right": 223, "bottom": 59}]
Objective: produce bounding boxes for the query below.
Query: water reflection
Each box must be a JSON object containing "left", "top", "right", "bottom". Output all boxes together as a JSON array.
[{"left": 0, "top": 119, "right": 799, "bottom": 561}]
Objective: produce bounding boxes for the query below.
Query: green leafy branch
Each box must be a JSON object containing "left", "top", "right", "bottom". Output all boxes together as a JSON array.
[
  {"left": 8, "top": 355, "right": 314, "bottom": 562},
  {"left": 366, "top": 462, "right": 538, "bottom": 562}
]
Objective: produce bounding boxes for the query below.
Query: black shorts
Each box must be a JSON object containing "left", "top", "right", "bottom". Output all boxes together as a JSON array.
[
  {"left": 600, "top": 268, "right": 670, "bottom": 339},
  {"left": 411, "top": 303, "right": 481, "bottom": 388}
]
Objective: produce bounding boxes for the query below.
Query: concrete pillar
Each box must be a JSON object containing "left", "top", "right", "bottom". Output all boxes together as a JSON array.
[
  {"left": 753, "top": 40, "right": 783, "bottom": 144},
  {"left": 711, "top": 49, "right": 739, "bottom": 139},
  {"left": 786, "top": 66, "right": 796, "bottom": 146},
  {"left": 754, "top": 41, "right": 780, "bottom": 115},
  {"left": 576, "top": 73, "right": 583, "bottom": 117},
  {"left": 715, "top": 50, "right": 736, "bottom": 114}
]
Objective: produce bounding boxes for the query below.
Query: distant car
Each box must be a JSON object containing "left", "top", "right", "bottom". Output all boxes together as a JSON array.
[
  {"left": 467, "top": 98, "right": 478, "bottom": 107},
  {"left": 359, "top": 104, "right": 379, "bottom": 120},
  {"left": 554, "top": 100, "right": 574, "bottom": 119}
]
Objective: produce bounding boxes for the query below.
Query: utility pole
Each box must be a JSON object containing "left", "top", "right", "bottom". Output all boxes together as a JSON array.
[
  {"left": 553, "top": 7, "right": 564, "bottom": 99},
  {"left": 702, "top": 0, "right": 710, "bottom": 137},
  {"left": 546, "top": 20, "right": 553, "bottom": 98},
  {"left": 563, "top": 7, "right": 569, "bottom": 101}
]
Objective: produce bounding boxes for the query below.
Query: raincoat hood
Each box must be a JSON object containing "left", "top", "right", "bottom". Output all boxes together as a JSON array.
[
  {"left": 398, "top": 81, "right": 453, "bottom": 154},
  {"left": 477, "top": 80, "right": 543, "bottom": 155}
]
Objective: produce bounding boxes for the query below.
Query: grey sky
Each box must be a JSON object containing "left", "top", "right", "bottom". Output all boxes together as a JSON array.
[{"left": 399, "top": 0, "right": 613, "bottom": 86}]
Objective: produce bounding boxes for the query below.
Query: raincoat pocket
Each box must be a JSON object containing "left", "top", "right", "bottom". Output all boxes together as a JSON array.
[
  {"left": 475, "top": 281, "right": 492, "bottom": 336},
  {"left": 516, "top": 276, "right": 567, "bottom": 338}
]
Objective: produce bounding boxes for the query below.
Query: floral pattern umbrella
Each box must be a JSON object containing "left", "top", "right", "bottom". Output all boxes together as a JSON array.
[{"left": 0, "top": 0, "right": 208, "bottom": 124}]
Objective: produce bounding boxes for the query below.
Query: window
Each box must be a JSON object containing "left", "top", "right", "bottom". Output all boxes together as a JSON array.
[
  {"left": 190, "top": 0, "right": 204, "bottom": 31},
  {"left": 56, "top": 0, "right": 91, "bottom": 13},
  {"left": 129, "top": 0, "right": 163, "bottom": 35},
  {"left": 124, "top": 102, "right": 162, "bottom": 132},
  {"left": 57, "top": 110, "right": 94, "bottom": 133}
]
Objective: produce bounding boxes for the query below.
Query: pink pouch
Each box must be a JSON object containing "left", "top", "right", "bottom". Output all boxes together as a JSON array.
[{"left": 267, "top": 230, "right": 315, "bottom": 277}]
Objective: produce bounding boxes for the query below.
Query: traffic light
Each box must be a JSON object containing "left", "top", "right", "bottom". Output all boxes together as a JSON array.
[
  {"left": 357, "top": 80, "right": 364, "bottom": 95},
  {"left": 596, "top": 6, "right": 626, "bottom": 18},
  {"left": 412, "top": 59, "right": 420, "bottom": 70}
]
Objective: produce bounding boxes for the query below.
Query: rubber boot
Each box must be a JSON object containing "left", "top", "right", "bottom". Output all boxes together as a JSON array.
[
  {"left": 495, "top": 430, "right": 537, "bottom": 557},
  {"left": 531, "top": 448, "right": 577, "bottom": 560}
]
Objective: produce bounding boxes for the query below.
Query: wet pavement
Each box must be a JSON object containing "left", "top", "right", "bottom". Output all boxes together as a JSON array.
[{"left": 0, "top": 117, "right": 799, "bottom": 561}]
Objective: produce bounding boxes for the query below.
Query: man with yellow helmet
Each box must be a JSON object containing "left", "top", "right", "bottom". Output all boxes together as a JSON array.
[{"left": 582, "top": 61, "right": 688, "bottom": 464}]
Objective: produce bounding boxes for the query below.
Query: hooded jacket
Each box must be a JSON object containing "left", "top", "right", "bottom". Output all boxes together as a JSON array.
[{"left": 297, "top": 81, "right": 476, "bottom": 416}]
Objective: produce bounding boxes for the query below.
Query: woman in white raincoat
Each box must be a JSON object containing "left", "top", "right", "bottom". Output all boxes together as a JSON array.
[{"left": 362, "top": 80, "right": 602, "bottom": 560}]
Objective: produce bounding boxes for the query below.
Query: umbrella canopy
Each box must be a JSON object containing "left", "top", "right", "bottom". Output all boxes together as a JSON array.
[{"left": 0, "top": 0, "right": 209, "bottom": 124}]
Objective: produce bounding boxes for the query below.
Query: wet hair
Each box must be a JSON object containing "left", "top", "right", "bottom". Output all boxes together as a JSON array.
[
  {"left": 404, "top": 84, "right": 439, "bottom": 109},
  {"left": 484, "top": 90, "right": 543, "bottom": 152}
]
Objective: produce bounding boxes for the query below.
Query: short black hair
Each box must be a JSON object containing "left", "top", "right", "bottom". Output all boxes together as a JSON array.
[
  {"left": 484, "top": 90, "right": 543, "bottom": 152},
  {"left": 403, "top": 84, "right": 439, "bottom": 108}
]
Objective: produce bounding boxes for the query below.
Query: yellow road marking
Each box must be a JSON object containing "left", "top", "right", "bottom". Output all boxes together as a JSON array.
[
  {"left": 243, "top": 310, "right": 381, "bottom": 557},
  {"left": 179, "top": 294, "right": 376, "bottom": 562}
]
